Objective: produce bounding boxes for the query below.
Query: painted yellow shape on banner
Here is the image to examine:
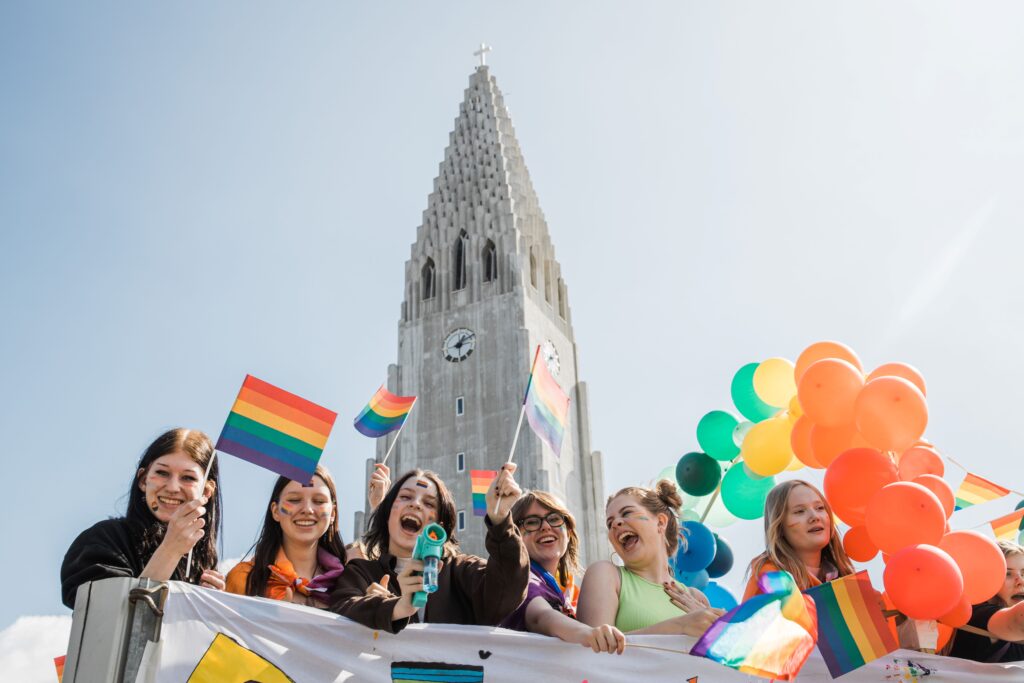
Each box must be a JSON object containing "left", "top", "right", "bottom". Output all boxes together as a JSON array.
[{"left": 187, "top": 633, "right": 294, "bottom": 683}]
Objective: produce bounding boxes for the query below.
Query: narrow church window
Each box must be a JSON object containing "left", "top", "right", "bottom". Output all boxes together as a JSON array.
[
  {"left": 529, "top": 250, "right": 537, "bottom": 288},
  {"left": 457, "top": 510, "right": 466, "bottom": 531},
  {"left": 482, "top": 240, "right": 497, "bottom": 283},
  {"left": 457, "top": 452, "right": 465, "bottom": 472},
  {"left": 421, "top": 258, "right": 436, "bottom": 300},
  {"left": 453, "top": 230, "right": 468, "bottom": 291},
  {"left": 456, "top": 396, "right": 465, "bottom": 416},
  {"left": 558, "top": 278, "right": 566, "bottom": 319},
  {"left": 544, "top": 261, "right": 552, "bottom": 303}
]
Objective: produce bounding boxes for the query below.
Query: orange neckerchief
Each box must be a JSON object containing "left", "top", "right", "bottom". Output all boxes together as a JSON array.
[
  {"left": 560, "top": 573, "right": 580, "bottom": 611},
  {"left": 266, "top": 549, "right": 312, "bottom": 601}
]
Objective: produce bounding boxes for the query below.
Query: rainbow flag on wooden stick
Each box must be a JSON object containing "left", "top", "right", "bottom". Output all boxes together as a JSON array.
[
  {"left": 804, "top": 571, "right": 897, "bottom": 678},
  {"left": 522, "top": 346, "right": 570, "bottom": 455},
  {"left": 691, "top": 571, "right": 817, "bottom": 680},
  {"left": 353, "top": 386, "right": 417, "bottom": 438},
  {"left": 954, "top": 472, "right": 1010, "bottom": 511},
  {"left": 470, "top": 470, "right": 496, "bottom": 517},
  {"left": 990, "top": 508, "right": 1024, "bottom": 541},
  {"left": 216, "top": 375, "right": 337, "bottom": 483}
]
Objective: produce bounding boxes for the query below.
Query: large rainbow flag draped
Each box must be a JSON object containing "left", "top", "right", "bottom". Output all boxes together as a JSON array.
[
  {"left": 990, "top": 508, "right": 1024, "bottom": 541},
  {"left": 353, "top": 386, "right": 417, "bottom": 438},
  {"left": 804, "top": 571, "right": 897, "bottom": 678},
  {"left": 522, "top": 346, "right": 570, "bottom": 456},
  {"left": 216, "top": 375, "right": 337, "bottom": 484},
  {"left": 470, "top": 470, "right": 496, "bottom": 517},
  {"left": 691, "top": 571, "right": 817, "bottom": 680},
  {"left": 954, "top": 472, "right": 1010, "bottom": 511}
]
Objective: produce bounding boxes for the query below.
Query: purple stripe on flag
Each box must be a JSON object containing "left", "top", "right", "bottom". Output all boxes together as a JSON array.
[{"left": 216, "top": 437, "right": 316, "bottom": 483}]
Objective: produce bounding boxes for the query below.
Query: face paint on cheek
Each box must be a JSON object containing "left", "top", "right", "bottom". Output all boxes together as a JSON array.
[
  {"left": 635, "top": 515, "right": 651, "bottom": 521},
  {"left": 278, "top": 502, "right": 292, "bottom": 516}
]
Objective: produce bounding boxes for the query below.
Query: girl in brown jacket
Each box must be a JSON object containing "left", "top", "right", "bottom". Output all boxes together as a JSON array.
[{"left": 331, "top": 465, "right": 529, "bottom": 633}]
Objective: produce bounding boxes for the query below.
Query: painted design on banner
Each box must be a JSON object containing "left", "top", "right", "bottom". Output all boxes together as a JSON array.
[
  {"left": 187, "top": 633, "right": 294, "bottom": 683},
  {"left": 391, "top": 660, "right": 484, "bottom": 683},
  {"left": 884, "top": 658, "right": 937, "bottom": 681}
]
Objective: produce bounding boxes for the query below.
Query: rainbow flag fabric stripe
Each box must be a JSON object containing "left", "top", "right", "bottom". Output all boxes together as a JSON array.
[
  {"left": 353, "top": 386, "right": 417, "bottom": 438},
  {"left": 470, "top": 470, "right": 496, "bottom": 517},
  {"left": 522, "top": 346, "right": 570, "bottom": 456},
  {"left": 54, "top": 655, "right": 65, "bottom": 682},
  {"left": 691, "top": 571, "right": 817, "bottom": 680},
  {"left": 216, "top": 375, "right": 337, "bottom": 484},
  {"left": 391, "top": 662, "right": 483, "bottom": 683},
  {"left": 990, "top": 508, "right": 1024, "bottom": 541},
  {"left": 804, "top": 571, "right": 898, "bottom": 678},
  {"left": 954, "top": 472, "right": 1010, "bottom": 511}
]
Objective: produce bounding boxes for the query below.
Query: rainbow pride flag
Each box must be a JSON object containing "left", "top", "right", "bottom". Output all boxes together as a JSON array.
[
  {"left": 954, "top": 472, "right": 1010, "bottom": 511},
  {"left": 692, "top": 571, "right": 817, "bottom": 680},
  {"left": 353, "top": 386, "right": 417, "bottom": 438},
  {"left": 990, "top": 508, "right": 1024, "bottom": 541},
  {"left": 216, "top": 375, "right": 337, "bottom": 484},
  {"left": 54, "top": 655, "right": 65, "bottom": 682},
  {"left": 470, "top": 470, "right": 496, "bottom": 517},
  {"left": 804, "top": 571, "right": 897, "bottom": 678},
  {"left": 522, "top": 346, "right": 570, "bottom": 456}
]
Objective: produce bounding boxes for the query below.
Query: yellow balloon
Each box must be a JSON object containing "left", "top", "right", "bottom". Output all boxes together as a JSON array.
[
  {"left": 753, "top": 357, "right": 797, "bottom": 408},
  {"left": 785, "top": 454, "right": 804, "bottom": 471},
  {"left": 741, "top": 416, "right": 795, "bottom": 477},
  {"left": 787, "top": 395, "right": 803, "bottom": 421}
]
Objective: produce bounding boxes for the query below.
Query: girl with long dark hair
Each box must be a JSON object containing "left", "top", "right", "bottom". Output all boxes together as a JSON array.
[{"left": 61, "top": 428, "right": 224, "bottom": 608}]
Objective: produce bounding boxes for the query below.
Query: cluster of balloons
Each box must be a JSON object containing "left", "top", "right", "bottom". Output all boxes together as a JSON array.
[{"left": 670, "top": 520, "right": 737, "bottom": 610}]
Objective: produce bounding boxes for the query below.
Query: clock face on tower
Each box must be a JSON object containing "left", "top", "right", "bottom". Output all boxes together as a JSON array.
[
  {"left": 443, "top": 328, "right": 476, "bottom": 362},
  {"left": 542, "top": 339, "right": 560, "bottom": 375}
]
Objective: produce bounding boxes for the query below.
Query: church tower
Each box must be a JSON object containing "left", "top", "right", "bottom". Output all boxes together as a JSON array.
[{"left": 359, "top": 60, "right": 605, "bottom": 563}]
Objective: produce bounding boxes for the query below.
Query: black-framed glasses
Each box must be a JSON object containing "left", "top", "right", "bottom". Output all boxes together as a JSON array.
[{"left": 517, "top": 512, "right": 566, "bottom": 532}]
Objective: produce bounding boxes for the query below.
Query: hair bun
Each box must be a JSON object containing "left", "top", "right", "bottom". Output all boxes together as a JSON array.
[{"left": 655, "top": 479, "right": 683, "bottom": 512}]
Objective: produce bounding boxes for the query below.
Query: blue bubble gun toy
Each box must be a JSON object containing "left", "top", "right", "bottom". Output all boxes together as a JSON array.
[{"left": 411, "top": 523, "right": 447, "bottom": 608}]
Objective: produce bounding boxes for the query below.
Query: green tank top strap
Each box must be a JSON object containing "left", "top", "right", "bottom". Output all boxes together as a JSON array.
[{"left": 614, "top": 565, "right": 687, "bottom": 632}]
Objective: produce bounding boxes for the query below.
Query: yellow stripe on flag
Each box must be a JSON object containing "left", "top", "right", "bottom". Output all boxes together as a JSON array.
[{"left": 232, "top": 399, "right": 329, "bottom": 449}]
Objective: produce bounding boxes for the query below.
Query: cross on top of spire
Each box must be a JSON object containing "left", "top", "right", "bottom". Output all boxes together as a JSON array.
[{"left": 473, "top": 43, "right": 492, "bottom": 67}]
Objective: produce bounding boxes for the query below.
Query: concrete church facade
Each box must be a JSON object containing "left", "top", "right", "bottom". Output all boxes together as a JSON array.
[{"left": 357, "top": 63, "right": 605, "bottom": 564}]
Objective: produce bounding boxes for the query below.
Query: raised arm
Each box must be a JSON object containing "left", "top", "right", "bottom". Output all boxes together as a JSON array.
[
  {"left": 451, "top": 515, "right": 530, "bottom": 624},
  {"left": 987, "top": 601, "right": 1024, "bottom": 642}
]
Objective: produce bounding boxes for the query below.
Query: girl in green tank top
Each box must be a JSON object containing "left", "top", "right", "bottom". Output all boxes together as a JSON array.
[{"left": 577, "top": 481, "right": 725, "bottom": 636}]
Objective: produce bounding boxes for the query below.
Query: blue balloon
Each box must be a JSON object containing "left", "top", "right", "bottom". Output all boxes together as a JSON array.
[
  {"left": 675, "top": 568, "right": 709, "bottom": 590},
  {"left": 675, "top": 521, "right": 716, "bottom": 572},
  {"left": 703, "top": 581, "right": 738, "bottom": 610},
  {"left": 705, "top": 534, "right": 734, "bottom": 578}
]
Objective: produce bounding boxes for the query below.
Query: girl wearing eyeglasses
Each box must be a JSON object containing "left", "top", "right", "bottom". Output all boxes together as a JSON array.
[{"left": 500, "top": 491, "right": 626, "bottom": 654}]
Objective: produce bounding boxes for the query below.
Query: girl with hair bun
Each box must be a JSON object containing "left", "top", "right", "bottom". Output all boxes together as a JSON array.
[{"left": 577, "top": 480, "right": 723, "bottom": 636}]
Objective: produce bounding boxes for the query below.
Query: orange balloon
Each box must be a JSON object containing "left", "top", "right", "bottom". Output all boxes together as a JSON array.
[
  {"left": 824, "top": 448, "right": 898, "bottom": 527},
  {"left": 798, "top": 359, "right": 865, "bottom": 428},
  {"left": 912, "top": 474, "right": 955, "bottom": 518},
  {"left": 937, "top": 623, "right": 953, "bottom": 651},
  {"left": 866, "top": 482, "right": 946, "bottom": 554},
  {"left": 843, "top": 525, "right": 879, "bottom": 562},
  {"left": 790, "top": 416, "right": 821, "bottom": 468},
  {"left": 898, "top": 446, "right": 944, "bottom": 481},
  {"left": 868, "top": 362, "right": 926, "bottom": 397},
  {"left": 795, "top": 341, "right": 863, "bottom": 383},
  {"left": 855, "top": 376, "right": 928, "bottom": 453},
  {"left": 938, "top": 530, "right": 1007, "bottom": 605},
  {"left": 883, "top": 544, "right": 963, "bottom": 620},
  {"left": 809, "top": 422, "right": 867, "bottom": 467}
]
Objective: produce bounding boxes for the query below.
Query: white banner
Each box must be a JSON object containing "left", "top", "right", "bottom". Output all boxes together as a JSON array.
[{"left": 153, "top": 583, "right": 1024, "bottom": 682}]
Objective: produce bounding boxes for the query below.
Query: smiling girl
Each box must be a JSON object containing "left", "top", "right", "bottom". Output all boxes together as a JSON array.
[
  {"left": 330, "top": 465, "right": 529, "bottom": 633},
  {"left": 225, "top": 465, "right": 347, "bottom": 606},
  {"left": 742, "top": 480, "right": 854, "bottom": 600},
  {"left": 577, "top": 481, "right": 723, "bottom": 637},
  {"left": 61, "top": 428, "right": 224, "bottom": 608}
]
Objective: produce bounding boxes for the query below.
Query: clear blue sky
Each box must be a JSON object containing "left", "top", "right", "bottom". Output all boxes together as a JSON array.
[{"left": 3, "top": 1, "right": 1024, "bottom": 634}]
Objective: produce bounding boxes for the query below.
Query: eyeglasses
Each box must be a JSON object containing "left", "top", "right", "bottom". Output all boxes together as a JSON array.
[{"left": 517, "top": 512, "right": 566, "bottom": 532}]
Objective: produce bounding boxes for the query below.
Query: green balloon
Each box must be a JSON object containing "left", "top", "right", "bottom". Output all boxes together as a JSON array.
[
  {"left": 676, "top": 452, "right": 722, "bottom": 497},
  {"left": 697, "top": 411, "right": 741, "bottom": 461},
  {"left": 731, "top": 363, "right": 777, "bottom": 423},
  {"left": 655, "top": 465, "right": 676, "bottom": 484},
  {"left": 720, "top": 464, "right": 775, "bottom": 520}
]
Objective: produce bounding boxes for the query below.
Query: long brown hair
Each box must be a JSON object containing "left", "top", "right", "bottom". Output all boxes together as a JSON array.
[
  {"left": 608, "top": 480, "right": 685, "bottom": 554},
  {"left": 362, "top": 469, "right": 458, "bottom": 559},
  {"left": 127, "top": 428, "right": 221, "bottom": 583},
  {"left": 511, "top": 491, "right": 580, "bottom": 586},
  {"left": 748, "top": 480, "right": 854, "bottom": 590},
  {"left": 243, "top": 465, "right": 347, "bottom": 597}
]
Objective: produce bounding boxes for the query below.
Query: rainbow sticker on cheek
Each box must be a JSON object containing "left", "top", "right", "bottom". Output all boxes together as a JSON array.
[{"left": 278, "top": 502, "right": 293, "bottom": 516}]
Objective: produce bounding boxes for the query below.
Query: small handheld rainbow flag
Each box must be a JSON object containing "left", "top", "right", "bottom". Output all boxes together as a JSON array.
[
  {"left": 804, "top": 571, "right": 897, "bottom": 678},
  {"left": 216, "top": 375, "right": 337, "bottom": 484},
  {"left": 990, "top": 508, "right": 1024, "bottom": 541},
  {"left": 954, "top": 472, "right": 1010, "bottom": 511},
  {"left": 691, "top": 571, "right": 817, "bottom": 681},
  {"left": 353, "top": 386, "right": 417, "bottom": 438},
  {"left": 522, "top": 346, "right": 570, "bottom": 456},
  {"left": 470, "top": 470, "right": 497, "bottom": 517}
]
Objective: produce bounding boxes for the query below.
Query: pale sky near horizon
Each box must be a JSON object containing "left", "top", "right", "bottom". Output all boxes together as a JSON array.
[{"left": 3, "top": 3, "right": 1024, "bottom": 676}]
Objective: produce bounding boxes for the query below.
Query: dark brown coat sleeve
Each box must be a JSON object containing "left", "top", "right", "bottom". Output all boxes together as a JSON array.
[
  {"left": 329, "top": 558, "right": 410, "bottom": 633},
  {"left": 446, "top": 515, "right": 529, "bottom": 626}
]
